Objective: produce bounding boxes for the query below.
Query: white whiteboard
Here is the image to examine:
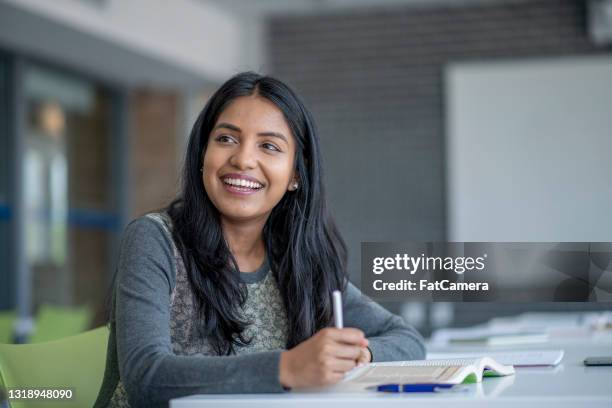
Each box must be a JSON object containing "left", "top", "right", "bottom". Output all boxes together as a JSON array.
[{"left": 445, "top": 56, "right": 612, "bottom": 241}]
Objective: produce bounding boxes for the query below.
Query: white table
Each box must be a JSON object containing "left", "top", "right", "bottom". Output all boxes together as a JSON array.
[{"left": 170, "top": 336, "right": 612, "bottom": 408}]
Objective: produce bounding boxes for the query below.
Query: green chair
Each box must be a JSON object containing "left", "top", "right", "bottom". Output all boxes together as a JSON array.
[
  {"left": 29, "top": 304, "right": 92, "bottom": 343},
  {"left": 0, "top": 326, "right": 109, "bottom": 408},
  {"left": 0, "top": 312, "right": 16, "bottom": 344}
]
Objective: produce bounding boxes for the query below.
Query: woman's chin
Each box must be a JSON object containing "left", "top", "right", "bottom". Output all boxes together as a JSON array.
[{"left": 218, "top": 208, "right": 269, "bottom": 223}]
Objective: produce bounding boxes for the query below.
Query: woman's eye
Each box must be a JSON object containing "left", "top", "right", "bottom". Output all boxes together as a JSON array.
[
  {"left": 262, "top": 142, "right": 280, "bottom": 152},
  {"left": 215, "top": 135, "right": 235, "bottom": 143}
]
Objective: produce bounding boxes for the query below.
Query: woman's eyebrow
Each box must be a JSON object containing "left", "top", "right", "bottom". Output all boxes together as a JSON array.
[
  {"left": 214, "top": 122, "right": 288, "bottom": 145},
  {"left": 214, "top": 122, "right": 241, "bottom": 132},
  {"left": 257, "top": 131, "right": 288, "bottom": 145}
]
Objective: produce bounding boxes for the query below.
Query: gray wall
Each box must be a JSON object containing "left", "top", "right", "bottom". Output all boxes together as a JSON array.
[
  {"left": 267, "top": 0, "right": 611, "bottom": 327},
  {"left": 267, "top": 0, "right": 606, "bottom": 279}
]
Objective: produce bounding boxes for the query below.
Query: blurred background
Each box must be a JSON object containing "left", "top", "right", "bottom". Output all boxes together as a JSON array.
[{"left": 0, "top": 0, "right": 611, "bottom": 343}]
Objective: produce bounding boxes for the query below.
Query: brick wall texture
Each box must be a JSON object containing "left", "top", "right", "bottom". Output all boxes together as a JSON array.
[{"left": 131, "top": 90, "right": 180, "bottom": 218}]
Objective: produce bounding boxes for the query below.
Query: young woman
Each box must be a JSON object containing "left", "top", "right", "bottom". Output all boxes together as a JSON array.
[{"left": 94, "top": 72, "right": 425, "bottom": 408}]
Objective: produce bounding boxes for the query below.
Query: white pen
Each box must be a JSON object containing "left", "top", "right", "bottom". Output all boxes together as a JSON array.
[{"left": 332, "top": 290, "right": 343, "bottom": 329}]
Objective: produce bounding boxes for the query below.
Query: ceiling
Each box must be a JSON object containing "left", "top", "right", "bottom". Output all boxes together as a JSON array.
[{"left": 204, "top": 0, "right": 515, "bottom": 17}]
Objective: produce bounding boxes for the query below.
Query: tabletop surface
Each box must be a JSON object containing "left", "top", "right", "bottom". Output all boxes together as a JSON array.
[{"left": 170, "top": 336, "right": 612, "bottom": 408}]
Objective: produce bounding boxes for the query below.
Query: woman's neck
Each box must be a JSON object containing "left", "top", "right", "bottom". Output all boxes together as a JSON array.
[{"left": 220, "top": 216, "right": 267, "bottom": 272}]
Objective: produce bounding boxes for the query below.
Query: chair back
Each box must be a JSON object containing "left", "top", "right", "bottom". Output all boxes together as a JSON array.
[
  {"left": 0, "top": 326, "right": 109, "bottom": 408},
  {"left": 29, "top": 304, "right": 92, "bottom": 343}
]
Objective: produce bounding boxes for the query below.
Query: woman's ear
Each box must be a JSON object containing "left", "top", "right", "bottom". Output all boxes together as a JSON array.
[{"left": 289, "top": 173, "right": 300, "bottom": 191}]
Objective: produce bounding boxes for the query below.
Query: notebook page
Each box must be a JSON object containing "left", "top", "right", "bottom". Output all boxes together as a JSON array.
[
  {"left": 370, "top": 358, "right": 480, "bottom": 367},
  {"left": 344, "top": 365, "right": 463, "bottom": 384},
  {"left": 427, "top": 350, "right": 564, "bottom": 366}
]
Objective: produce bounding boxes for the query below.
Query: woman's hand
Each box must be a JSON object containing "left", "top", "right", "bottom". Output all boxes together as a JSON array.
[
  {"left": 356, "top": 346, "right": 372, "bottom": 366},
  {"left": 279, "top": 327, "right": 368, "bottom": 389}
]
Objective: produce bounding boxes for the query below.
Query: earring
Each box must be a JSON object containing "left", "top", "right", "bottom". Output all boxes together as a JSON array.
[
  {"left": 200, "top": 167, "right": 204, "bottom": 173},
  {"left": 291, "top": 181, "right": 299, "bottom": 190}
]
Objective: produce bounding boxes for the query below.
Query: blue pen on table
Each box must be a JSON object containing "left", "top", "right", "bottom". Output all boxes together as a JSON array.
[{"left": 374, "top": 383, "right": 455, "bottom": 393}]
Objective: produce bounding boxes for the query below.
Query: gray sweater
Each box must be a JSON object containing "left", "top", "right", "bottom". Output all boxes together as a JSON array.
[{"left": 94, "top": 213, "right": 426, "bottom": 408}]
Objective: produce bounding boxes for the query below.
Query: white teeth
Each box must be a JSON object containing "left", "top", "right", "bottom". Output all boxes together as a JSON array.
[{"left": 223, "top": 178, "right": 263, "bottom": 189}]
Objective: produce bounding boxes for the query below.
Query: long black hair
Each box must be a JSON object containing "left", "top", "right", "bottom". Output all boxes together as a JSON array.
[{"left": 166, "top": 71, "right": 348, "bottom": 355}]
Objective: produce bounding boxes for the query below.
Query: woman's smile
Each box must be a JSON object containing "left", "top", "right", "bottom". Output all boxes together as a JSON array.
[{"left": 220, "top": 173, "right": 265, "bottom": 196}]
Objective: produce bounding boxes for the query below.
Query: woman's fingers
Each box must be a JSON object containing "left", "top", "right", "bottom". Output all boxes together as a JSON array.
[
  {"left": 320, "top": 327, "right": 369, "bottom": 347},
  {"left": 329, "top": 356, "right": 359, "bottom": 373},
  {"left": 356, "top": 347, "right": 371, "bottom": 365},
  {"left": 330, "top": 344, "right": 363, "bottom": 360}
]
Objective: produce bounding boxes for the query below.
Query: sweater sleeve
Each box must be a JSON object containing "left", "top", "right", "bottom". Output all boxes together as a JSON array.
[
  {"left": 114, "top": 217, "right": 285, "bottom": 408},
  {"left": 342, "top": 282, "right": 426, "bottom": 362}
]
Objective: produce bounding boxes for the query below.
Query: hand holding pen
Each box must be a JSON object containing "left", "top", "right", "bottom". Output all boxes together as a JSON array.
[
  {"left": 334, "top": 290, "right": 371, "bottom": 366},
  {"left": 278, "top": 289, "right": 369, "bottom": 389}
]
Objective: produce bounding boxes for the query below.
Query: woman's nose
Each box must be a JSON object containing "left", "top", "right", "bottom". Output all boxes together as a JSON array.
[{"left": 229, "top": 142, "right": 257, "bottom": 170}]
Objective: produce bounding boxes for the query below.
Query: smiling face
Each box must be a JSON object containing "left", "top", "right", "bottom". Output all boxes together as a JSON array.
[{"left": 202, "top": 95, "right": 298, "bottom": 224}]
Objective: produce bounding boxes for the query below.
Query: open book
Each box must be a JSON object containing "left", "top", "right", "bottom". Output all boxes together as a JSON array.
[
  {"left": 427, "top": 349, "right": 564, "bottom": 367},
  {"left": 342, "top": 357, "right": 515, "bottom": 387}
]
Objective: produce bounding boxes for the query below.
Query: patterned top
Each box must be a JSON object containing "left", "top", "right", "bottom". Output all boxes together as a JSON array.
[{"left": 108, "top": 213, "right": 289, "bottom": 407}]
